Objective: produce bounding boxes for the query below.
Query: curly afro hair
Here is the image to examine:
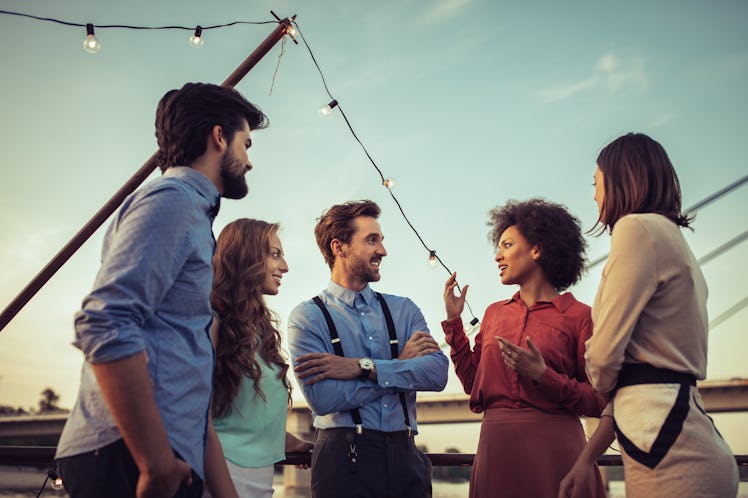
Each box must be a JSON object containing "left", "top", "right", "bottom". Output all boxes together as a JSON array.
[{"left": 487, "top": 198, "right": 587, "bottom": 291}]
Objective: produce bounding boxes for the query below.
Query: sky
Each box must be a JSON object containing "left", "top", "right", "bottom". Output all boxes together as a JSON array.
[{"left": 0, "top": 0, "right": 746, "bottom": 453}]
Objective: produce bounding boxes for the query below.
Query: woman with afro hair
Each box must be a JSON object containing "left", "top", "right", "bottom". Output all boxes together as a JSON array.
[{"left": 442, "top": 198, "right": 606, "bottom": 498}]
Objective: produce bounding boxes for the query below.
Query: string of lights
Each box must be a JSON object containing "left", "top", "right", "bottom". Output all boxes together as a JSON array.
[
  {"left": 1, "top": 9, "right": 483, "bottom": 334},
  {"left": 0, "top": 9, "right": 276, "bottom": 52},
  {"left": 290, "top": 19, "right": 481, "bottom": 327}
]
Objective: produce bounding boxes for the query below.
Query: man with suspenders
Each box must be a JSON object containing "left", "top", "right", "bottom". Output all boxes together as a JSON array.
[{"left": 288, "top": 200, "right": 449, "bottom": 498}]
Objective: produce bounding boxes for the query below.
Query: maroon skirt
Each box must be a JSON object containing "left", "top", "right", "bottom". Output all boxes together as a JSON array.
[{"left": 470, "top": 407, "right": 606, "bottom": 498}]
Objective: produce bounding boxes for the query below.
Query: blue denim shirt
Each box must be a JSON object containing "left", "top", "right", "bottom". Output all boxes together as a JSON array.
[
  {"left": 288, "top": 281, "right": 449, "bottom": 433},
  {"left": 55, "top": 167, "right": 219, "bottom": 479}
]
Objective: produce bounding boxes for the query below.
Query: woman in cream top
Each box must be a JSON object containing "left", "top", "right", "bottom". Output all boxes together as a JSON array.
[{"left": 559, "top": 133, "right": 738, "bottom": 498}]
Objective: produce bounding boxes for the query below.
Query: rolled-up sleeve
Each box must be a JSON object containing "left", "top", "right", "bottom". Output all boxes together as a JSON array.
[{"left": 74, "top": 186, "right": 193, "bottom": 363}]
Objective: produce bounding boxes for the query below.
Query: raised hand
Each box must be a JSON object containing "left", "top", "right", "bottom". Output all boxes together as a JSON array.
[{"left": 443, "top": 272, "right": 469, "bottom": 320}]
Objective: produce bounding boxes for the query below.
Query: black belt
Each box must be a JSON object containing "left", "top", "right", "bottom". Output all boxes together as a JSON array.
[
  {"left": 316, "top": 427, "right": 413, "bottom": 443},
  {"left": 616, "top": 363, "right": 696, "bottom": 389}
]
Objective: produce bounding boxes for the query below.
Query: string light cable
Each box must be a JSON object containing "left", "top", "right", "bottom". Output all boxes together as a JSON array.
[
  {"left": 291, "top": 19, "right": 481, "bottom": 330},
  {"left": 0, "top": 9, "right": 277, "bottom": 50},
  {"left": 0, "top": 9, "right": 479, "bottom": 328}
]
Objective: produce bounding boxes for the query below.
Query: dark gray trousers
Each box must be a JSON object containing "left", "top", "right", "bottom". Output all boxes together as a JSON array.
[{"left": 311, "top": 428, "right": 432, "bottom": 498}]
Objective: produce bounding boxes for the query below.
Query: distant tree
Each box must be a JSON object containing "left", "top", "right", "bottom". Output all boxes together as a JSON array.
[
  {"left": 0, "top": 405, "right": 29, "bottom": 416},
  {"left": 38, "top": 387, "right": 62, "bottom": 412}
]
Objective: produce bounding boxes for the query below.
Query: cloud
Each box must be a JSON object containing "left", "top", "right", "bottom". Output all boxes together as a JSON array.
[
  {"left": 538, "top": 53, "right": 649, "bottom": 103},
  {"left": 420, "top": 0, "right": 473, "bottom": 24},
  {"left": 647, "top": 112, "right": 675, "bottom": 128}
]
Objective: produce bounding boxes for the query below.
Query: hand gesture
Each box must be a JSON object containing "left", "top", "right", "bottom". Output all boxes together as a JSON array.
[
  {"left": 295, "top": 353, "right": 361, "bottom": 385},
  {"left": 398, "top": 331, "right": 441, "bottom": 360},
  {"left": 444, "top": 272, "right": 469, "bottom": 320},
  {"left": 558, "top": 460, "right": 594, "bottom": 498},
  {"left": 136, "top": 457, "right": 192, "bottom": 498},
  {"left": 497, "top": 336, "right": 547, "bottom": 381},
  {"left": 285, "top": 432, "right": 314, "bottom": 470}
]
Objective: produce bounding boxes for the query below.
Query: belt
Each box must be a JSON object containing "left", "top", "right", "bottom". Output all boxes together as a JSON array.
[
  {"left": 616, "top": 363, "right": 697, "bottom": 389},
  {"left": 316, "top": 427, "right": 413, "bottom": 443}
]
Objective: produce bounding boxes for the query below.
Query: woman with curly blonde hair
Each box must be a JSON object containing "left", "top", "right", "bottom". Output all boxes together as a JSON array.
[{"left": 205, "top": 219, "right": 311, "bottom": 498}]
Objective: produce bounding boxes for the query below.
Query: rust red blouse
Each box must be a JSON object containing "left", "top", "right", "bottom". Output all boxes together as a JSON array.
[{"left": 442, "top": 292, "right": 604, "bottom": 417}]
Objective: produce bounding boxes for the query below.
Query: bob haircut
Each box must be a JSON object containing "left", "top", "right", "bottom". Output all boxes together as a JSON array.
[
  {"left": 488, "top": 198, "right": 587, "bottom": 291},
  {"left": 593, "top": 132, "right": 692, "bottom": 232},
  {"left": 314, "top": 200, "right": 381, "bottom": 270}
]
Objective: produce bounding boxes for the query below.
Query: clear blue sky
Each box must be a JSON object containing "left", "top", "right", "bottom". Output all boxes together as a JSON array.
[{"left": 1, "top": 0, "right": 746, "bottom": 451}]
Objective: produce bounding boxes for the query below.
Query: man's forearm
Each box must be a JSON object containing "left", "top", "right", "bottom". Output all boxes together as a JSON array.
[{"left": 92, "top": 352, "right": 177, "bottom": 474}]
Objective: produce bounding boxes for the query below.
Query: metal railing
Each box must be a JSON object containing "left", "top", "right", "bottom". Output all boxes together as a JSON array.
[{"left": 2, "top": 445, "right": 747, "bottom": 468}]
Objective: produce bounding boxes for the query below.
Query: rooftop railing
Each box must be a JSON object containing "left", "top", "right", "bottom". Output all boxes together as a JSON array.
[{"left": 2, "top": 445, "right": 747, "bottom": 468}]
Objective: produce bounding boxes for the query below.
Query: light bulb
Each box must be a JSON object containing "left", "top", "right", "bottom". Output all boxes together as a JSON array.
[
  {"left": 52, "top": 477, "right": 64, "bottom": 490},
  {"left": 318, "top": 99, "right": 338, "bottom": 116},
  {"left": 287, "top": 26, "right": 298, "bottom": 37},
  {"left": 464, "top": 319, "right": 480, "bottom": 336},
  {"left": 383, "top": 178, "right": 396, "bottom": 189},
  {"left": 83, "top": 24, "right": 101, "bottom": 54},
  {"left": 189, "top": 26, "right": 204, "bottom": 48},
  {"left": 428, "top": 251, "right": 437, "bottom": 269}
]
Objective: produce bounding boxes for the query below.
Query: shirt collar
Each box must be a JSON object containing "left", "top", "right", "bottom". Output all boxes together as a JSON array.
[
  {"left": 504, "top": 290, "right": 575, "bottom": 312},
  {"left": 163, "top": 166, "right": 221, "bottom": 218},
  {"left": 326, "top": 280, "right": 375, "bottom": 308}
]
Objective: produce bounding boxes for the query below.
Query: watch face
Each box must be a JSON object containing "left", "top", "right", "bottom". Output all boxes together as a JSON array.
[{"left": 360, "top": 358, "right": 374, "bottom": 370}]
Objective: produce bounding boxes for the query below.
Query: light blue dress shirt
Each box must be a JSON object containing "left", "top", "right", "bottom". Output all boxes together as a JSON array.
[
  {"left": 288, "top": 281, "right": 448, "bottom": 433},
  {"left": 55, "top": 167, "right": 219, "bottom": 479}
]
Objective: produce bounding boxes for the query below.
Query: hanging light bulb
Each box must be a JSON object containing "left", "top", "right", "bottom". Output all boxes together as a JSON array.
[
  {"left": 47, "top": 467, "right": 64, "bottom": 490},
  {"left": 83, "top": 23, "right": 101, "bottom": 54},
  {"left": 189, "top": 26, "right": 204, "bottom": 48},
  {"left": 428, "top": 250, "right": 438, "bottom": 269},
  {"left": 383, "top": 178, "right": 396, "bottom": 189},
  {"left": 52, "top": 476, "right": 64, "bottom": 490},
  {"left": 318, "top": 99, "right": 338, "bottom": 116},
  {"left": 464, "top": 318, "right": 481, "bottom": 336}
]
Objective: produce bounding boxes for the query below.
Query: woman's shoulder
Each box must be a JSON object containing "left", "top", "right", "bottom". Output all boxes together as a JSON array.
[{"left": 616, "top": 212, "right": 676, "bottom": 232}]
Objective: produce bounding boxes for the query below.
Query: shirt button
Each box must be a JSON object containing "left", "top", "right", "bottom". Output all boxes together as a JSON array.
[
  {"left": 384, "top": 381, "right": 390, "bottom": 386},
  {"left": 369, "top": 336, "right": 373, "bottom": 340},
  {"left": 384, "top": 403, "right": 388, "bottom": 408}
]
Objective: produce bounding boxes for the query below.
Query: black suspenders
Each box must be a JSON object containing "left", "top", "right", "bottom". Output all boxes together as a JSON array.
[{"left": 311, "top": 292, "right": 412, "bottom": 436}]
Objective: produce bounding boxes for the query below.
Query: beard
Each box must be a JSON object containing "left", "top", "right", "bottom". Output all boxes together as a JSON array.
[
  {"left": 220, "top": 150, "right": 249, "bottom": 200},
  {"left": 345, "top": 252, "right": 382, "bottom": 283}
]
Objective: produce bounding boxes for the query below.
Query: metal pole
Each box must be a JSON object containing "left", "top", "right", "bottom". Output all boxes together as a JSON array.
[{"left": 0, "top": 16, "right": 296, "bottom": 333}]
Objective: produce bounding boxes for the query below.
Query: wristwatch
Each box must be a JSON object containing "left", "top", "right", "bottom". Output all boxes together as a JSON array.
[{"left": 358, "top": 357, "right": 375, "bottom": 379}]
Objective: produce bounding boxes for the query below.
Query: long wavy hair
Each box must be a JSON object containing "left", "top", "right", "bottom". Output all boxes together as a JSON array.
[{"left": 211, "top": 218, "right": 290, "bottom": 418}]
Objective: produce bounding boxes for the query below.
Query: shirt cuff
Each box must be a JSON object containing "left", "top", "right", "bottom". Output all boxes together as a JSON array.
[
  {"left": 535, "top": 365, "right": 565, "bottom": 401},
  {"left": 441, "top": 317, "right": 467, "bottom": 347},
  {"left": 373, "top": 359, "right": 396, "bottom": 389}
]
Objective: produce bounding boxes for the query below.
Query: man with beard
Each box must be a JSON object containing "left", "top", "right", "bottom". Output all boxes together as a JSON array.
[
  {"left": 288, "top": 200, "right": 448, "bottom": 498},
  {"left": 55, "top": 83, "right": 268, "bottom": 498}
]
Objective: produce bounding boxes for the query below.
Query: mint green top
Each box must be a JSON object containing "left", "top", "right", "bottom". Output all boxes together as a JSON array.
[{"left": 213, "top": 357, "right": 288, "bottom": 467}]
